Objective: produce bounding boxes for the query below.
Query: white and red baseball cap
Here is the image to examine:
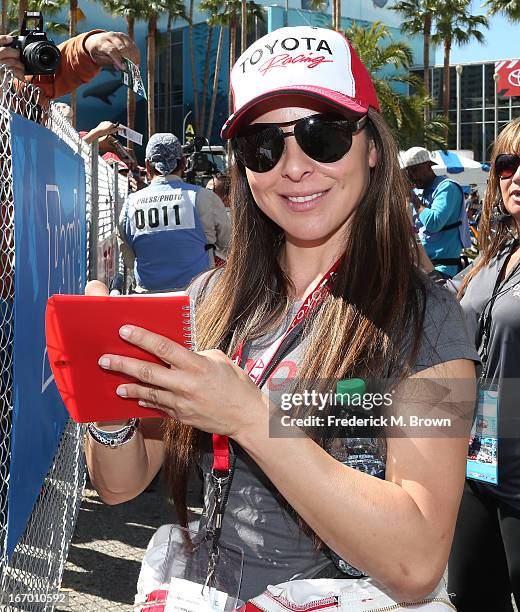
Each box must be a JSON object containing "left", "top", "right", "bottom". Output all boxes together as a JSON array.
[{"left": 221, "top": 26, "right": 380, "bottom": 139}]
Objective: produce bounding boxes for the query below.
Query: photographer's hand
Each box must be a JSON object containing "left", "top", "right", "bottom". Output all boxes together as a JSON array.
[
  {"left": 82, "top": 121, "right": 119, "bottom": 145},
  {"left": 128, "top": 173, "right": 146, "bottom": 192},
  {"left": 84, "top": 31, "right": 140, "bottom": 71},
  {"left": 0, "top": 36, "right": 25, "bottom": 80}
]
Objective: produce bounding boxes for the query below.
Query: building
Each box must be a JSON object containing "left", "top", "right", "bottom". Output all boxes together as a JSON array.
[
  {"left": 49, "top": 0, "right": 421, "bottom": 151},
  {"left": 154, "top": 1, "right": 423, "bottom": 144},
  {"left": 420, "top": 60, "right": 520, "bottom": 162}
]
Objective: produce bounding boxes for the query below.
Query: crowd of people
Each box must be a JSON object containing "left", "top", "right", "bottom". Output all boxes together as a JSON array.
[
  {"left": 83, "top": 23, "right": 520, "bottom": 612},
  {"left": 3, "top": 15, "right": 520, "bottom": 612}
]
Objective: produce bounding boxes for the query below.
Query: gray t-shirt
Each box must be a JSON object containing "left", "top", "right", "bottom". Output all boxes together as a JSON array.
[
  {"left": 451, "top": 240, "right": 520, "bottom": 509},
  {"left": 187, "top": 272, "right": 478, "bottom": 601}
]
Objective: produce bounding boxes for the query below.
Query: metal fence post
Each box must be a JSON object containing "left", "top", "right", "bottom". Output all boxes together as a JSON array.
[
  {"left": 493, "top": 71, "right": 499, "bottom": 143},
  {"left": 88, "top": 140, "right": 99, "bottom": 281},
  {"left": 456, "top": 65, "right": 463, "bottom": 151},
  {"left": 113, "top": 162, "right": 121, "bottom": 280},
  {"left": 114, "top": 161, "right": 120, "bottom": 225}
]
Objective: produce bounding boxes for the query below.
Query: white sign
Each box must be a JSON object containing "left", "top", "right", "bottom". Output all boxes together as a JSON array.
[{"left": 117, "top": 123, "right": 143, "bottom": 146}]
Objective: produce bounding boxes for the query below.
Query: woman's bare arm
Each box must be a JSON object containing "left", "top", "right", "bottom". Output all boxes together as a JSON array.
[
  {"left": 85, "top": 417, "right": 165, "bottom": 504},
  {"left": 236, "top": 358, "right": 474, "bottom": 602}
]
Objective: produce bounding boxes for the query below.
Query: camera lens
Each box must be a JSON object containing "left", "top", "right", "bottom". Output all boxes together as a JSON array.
[
  {"left": 23, "top": 41, "right": 61, "bottom": 74},
  {"left": 40, "top": 51, "right": 54, "bottom": 66}
]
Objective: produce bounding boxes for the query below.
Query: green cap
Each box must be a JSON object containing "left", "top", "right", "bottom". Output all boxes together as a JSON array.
[{"left": 335, "top": 378, "right": 366, "bottom": 405}]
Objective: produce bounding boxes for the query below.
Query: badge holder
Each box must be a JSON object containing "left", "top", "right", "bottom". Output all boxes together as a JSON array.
[
  {"left": 135, "top": 467, "right": 244, "bottom": 612},
  {"left": 121, "top": 57, "right": 148, "bottom": 99},
  {"left": 467, "top": 384, "right": 499, "bottom": 485},
  {"left": 465, "top": 256, "right": 520, "bottom": 486}
]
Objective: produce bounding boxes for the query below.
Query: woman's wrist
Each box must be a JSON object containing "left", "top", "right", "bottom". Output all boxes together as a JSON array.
[
  {"left": 233, "top": 393, "right": 273, "bottom": 450},
  {"left": 87, "top": 418, "right": 140, "bottom": 447}
]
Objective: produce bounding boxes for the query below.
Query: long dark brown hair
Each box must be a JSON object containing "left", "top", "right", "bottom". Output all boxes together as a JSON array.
[
  {"left": 163, "top": 108, "right": 427, "bottom": 529},
  {"left": 459, "top": 117, "right": 520, "bottom": 298}
]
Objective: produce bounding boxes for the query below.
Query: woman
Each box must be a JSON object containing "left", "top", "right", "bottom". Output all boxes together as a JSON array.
[
  {"left": 86, "top": 26, "right": 477, "bottom": 609},
  {"left": 447, "top": 117, "right": 520, "bottom": 611}
]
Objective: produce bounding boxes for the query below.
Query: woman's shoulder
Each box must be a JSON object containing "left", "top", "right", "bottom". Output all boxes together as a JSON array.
[
  {"left": 410, "top": 273, "right": 480, "bottom": 374},
  {"left": 186, "top": 267, "right": 224, "bottom": 307}
]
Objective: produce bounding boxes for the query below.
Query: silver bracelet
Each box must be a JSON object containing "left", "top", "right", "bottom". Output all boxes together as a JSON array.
[{"left": 87, "top": 418, "right": 140, "bottom": 448}]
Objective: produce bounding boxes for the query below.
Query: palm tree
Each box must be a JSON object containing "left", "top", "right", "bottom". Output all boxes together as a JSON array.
[
  {"left": 225, "top": 0, "right": 263, "bottom": 115},
  {"left": 307, "top": 0, "right": 328, "bottom": 22},
  {"left": 227, "top": 0, "right": 238, "bottom": 116},
  {"left": 199, "top": 25, "right": 214, "bottom": 133},
  {"left": 159, "top": 0, "right": 185, "bottom": 135},
  {"left": 104, "top": 0, "right": 185, "bottom": 138},
  {"left": 146, "top": 9, "right": 158, "bottom": 137},
  {"left": 69, "top": 0, "right": 78, "bottom": 127},
  {"left": 187, "top": 0, "right": 201, "bottom": 135},
  {"left": 344, "top": 20, "right": 449, "bottom": 149},
  {"left": 484, "top": 0, "right": 520, "bottom": 21},
  {"left": 391, "top": 0, "right": 438, "bottom": 121},
  {"left": 125, "top": 4, "right": 139, "bottom": 144},
  {"left": 432, "top": 0, "right": 487, "bottom": 121},
  {"left": 1, "top": 0, "right": 8, "bottom": 34},
  {"left": 99, "top": 0, "right": 149, "bottom": 146},
  {"left": 241, "top": 0, "right": 247, "bottom": 52},
  {"left": 199, "top": 0, "right": 226, "bottom": 135},
  {"left": 142, "top": 0, "right": 183, "bottom": 138},
  {"left": 8, "top": 0, "right": 70, "bottom": 35},
  {"left": 162, "top": 9, "right": 175, "bottom": 132},
  {"left": 205, "top": 19, "right": 225, "bottom": 140},
  {"left": 333, "top": 0, "right": 341, "bottom": 31},
  {"left": 18, "top": 0, "right": 28, "bottom": 31}
]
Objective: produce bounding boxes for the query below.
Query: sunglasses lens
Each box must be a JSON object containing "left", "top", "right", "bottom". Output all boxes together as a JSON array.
[
  {"left": 496, "top": 154, "right": 520, "bottom": 179},
  {"left": 233, "top": 114, "right": 361, "bottom": 172},
  {"left": 233, "top": 126, "right": 284, "bottom": 173},
  {"left": 296, "top": 115, "right": 353, "bottom": 163}
]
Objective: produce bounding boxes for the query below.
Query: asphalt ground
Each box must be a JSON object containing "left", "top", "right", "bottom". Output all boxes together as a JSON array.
[
  {"left": 58, "top": 478, "right": 518, "bottom": 611},
  {"left": 58, "top": 478, "right": 172, "bottom": 611}
]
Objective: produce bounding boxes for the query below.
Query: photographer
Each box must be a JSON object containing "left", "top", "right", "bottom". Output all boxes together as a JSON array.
[
  {"left": 118, "top": 132, "right": 230, "bottom": 292},
  {"left": 403, "top": 146, "right": 471, "bottom": 279},
  {"left": 183, "top": 136, "right": 224, "bottom": 187},
  {"left": 0, "top": 27, "right": 139, "bottom": 107}
]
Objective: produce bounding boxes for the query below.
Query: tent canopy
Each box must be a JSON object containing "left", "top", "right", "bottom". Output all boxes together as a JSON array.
[
  {"left": 400, "top": 149, "right": 489, "bottom": 196},
  {"left": 431, "top": 150, "right": 489, "bottom": 195}
]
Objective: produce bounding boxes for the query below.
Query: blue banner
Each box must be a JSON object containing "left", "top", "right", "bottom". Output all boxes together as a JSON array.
[{"left": 8, "top": 112, "right": 86, "bottom": 556}]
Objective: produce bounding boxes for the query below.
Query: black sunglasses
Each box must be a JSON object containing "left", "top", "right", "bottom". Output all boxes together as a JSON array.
[
  {"left": 232, "top": 113, "right": 368, "bottom": 173},
  {"left": 495, "top": 153, "right": 520, "bottom": 180}
]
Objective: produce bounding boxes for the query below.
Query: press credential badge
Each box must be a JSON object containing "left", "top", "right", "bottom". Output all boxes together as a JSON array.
[
  {"left": 120, "top": 57, "right": 147, "bottom": 100},
  {"left": 165, "top": 577, "right": 228, "bottom": 612},
  {"left": 466, "top": 388, "right": 499, "bottom": 485}
]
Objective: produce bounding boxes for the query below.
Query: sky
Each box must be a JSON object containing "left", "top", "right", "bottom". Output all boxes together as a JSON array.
[{"left": 437, "top": 1, "right": 519, "bottom": 64}]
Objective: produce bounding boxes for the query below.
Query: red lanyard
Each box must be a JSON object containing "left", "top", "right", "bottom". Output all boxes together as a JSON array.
[{"left": 212, "top": 260, "right": 340, "bottom": 472}]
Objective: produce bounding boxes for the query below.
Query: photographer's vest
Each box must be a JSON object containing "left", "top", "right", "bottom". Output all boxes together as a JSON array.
[{"left": 123, "top": 177, "right": 210, "bottom": 291}]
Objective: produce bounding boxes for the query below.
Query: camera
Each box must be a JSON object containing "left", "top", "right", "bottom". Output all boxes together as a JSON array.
[
  {"left": 183, "top": 136, "right": 223, "bottom": 186},
  {"left": 8, "top": 12, "right": 61, "bottom": 75}
]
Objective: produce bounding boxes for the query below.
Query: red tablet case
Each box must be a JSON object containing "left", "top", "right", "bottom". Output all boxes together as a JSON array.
[{"left": 45, "top": 293, "right": 193, "bottom": 423}]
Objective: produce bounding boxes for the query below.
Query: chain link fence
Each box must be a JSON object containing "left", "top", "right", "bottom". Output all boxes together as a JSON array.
[{"left": 0, "top": 65, "right": 127, "bottom": 610}]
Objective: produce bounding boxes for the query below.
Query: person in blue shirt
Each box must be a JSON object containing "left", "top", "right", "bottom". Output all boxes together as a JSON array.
[
  {"left": 118, "top": 133, "right": 231, "bottom": 292},
  {"left": 402, "top": 147, "right": 469, "bottom": 278}
]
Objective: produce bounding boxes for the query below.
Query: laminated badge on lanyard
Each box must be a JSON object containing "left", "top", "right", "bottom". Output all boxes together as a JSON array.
[
  {"left": 467, "top": 255, "right": 520, "bottom": 485},
  {"left": 206, "top": 261, "right": 341, "bottom": 596}
]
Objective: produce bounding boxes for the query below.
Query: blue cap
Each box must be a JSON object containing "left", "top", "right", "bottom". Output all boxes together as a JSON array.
[{"left": 145, "top": 133, "right": 182, "bottom": 175}]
